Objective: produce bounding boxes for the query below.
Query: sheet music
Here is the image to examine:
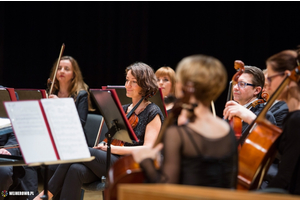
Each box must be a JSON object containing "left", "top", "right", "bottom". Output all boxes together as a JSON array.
[
  {"left": 4, "top": 101, "right": 57, "bottom": 163},
  {"left": 41, "top": 98, "right": 90, "bottom": 160}
]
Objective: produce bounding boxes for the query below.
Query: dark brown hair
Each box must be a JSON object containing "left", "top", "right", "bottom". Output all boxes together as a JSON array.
[
  {"left": 125, "top": 62, "right": 158, "bottom": 100},
  {"left": 244, "top": 65, "right": 265, "bottom": 98}
]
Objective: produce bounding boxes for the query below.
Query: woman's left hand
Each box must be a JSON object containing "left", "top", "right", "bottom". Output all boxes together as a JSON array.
[{"left": 132, "top": 143, "right": 164, "bottom": 163}]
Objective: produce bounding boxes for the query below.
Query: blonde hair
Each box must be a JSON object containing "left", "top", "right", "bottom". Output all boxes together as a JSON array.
[
  {"left": 176, "top": 55, "right": 227, "bottom": 107},
  {"left": 48, "top": 56, "right": 94, "bottom": 111},
  {"left": 155, "top": 66, "right": 176, "bottom": 96}
]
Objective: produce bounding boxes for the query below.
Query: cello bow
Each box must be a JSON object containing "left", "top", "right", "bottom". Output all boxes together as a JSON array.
[{"left": 237, "top": 65, "right": 300, "bottom": 190}]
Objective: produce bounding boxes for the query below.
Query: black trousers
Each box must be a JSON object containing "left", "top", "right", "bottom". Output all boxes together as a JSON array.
[{"left": 48, "top": 147, "right": 120, "bottom": 200}]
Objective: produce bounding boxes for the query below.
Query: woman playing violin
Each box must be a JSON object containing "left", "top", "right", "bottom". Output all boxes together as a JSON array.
[
  {"left": 132, "top": 55, "right": 238, "bottom": 188},
  {"left": 265, "top": 49, "right": 300, "bottom": 194},
  {"left": 34, "top": 62, "right": 164, "bottom": 200},
  {"left": 47, "top": 56, "right": 94, "bottom": 127}
]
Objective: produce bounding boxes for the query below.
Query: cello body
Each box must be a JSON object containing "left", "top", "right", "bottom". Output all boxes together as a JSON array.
[
  {"left": 237, "top": 65, "right": 300, "bottom": 190},
  {"left": 237, "top": 119, "right": 281, "bottom": 190}
]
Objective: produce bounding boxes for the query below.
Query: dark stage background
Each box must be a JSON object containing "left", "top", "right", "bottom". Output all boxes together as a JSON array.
[{"left": 1, "top": 2, "right": 300, "bottom": 117}]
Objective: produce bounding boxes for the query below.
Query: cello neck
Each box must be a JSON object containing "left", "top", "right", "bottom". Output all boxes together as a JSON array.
[
  {"left": 239, "top": 65, "right": 300, "bottom": 144},
  {"left": 226, "top": 81, "right": 233, "bottom": 102},
  {"left": 256, "top": 77, "right": 290, "bottom": 122}
]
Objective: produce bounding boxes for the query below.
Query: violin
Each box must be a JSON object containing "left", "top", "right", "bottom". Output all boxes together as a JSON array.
[
  {"left": 246, "top": 91, "right": 269, "bottom": 109},
  {"left": 237, "top": 65, "right": 300, "bottom": 190},
  {"left": 104, "top": 83, "right": 193, "bottom": 200},
  {"left": 226, "top": 60, "right": 245, "bottom": 140}
]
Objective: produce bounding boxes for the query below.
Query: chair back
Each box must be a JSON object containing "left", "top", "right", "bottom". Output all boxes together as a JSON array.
[
  {"left": 0, "top": 87, "right": 17, "bottom": 118},
  {"left": 14, "top": 89, "right": 47, "bottom": 100},
  {"left": 105, "top": 86, "right": 167, "bottom": 118},
  {"left": 84, "top": 114, "right": 108, "bottom": 147}
]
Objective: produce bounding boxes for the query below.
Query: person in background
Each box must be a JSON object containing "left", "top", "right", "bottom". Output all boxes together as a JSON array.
[
  {"left": 155, "top": 66, "right": 176, "bottom": 113},
  {"left": 260, "top": 68, "right": 289, "bottom": 189},
  {"left": 47, "top": 55, "right": 94, "bottom": 127},
  {"left": 0, "top": 129, "right": 26, "bottom": 200},
  {"left": 223, "top": 66, "right": 276, "bottom": 134},
  {"left": 264, "top": 49, "right": 300, "bottom": 194},
  {"left": 262, "top": 69, "right": 289, "bottom": 130},
  {"left": 132, "top": 54, "right": 238, "bottom": 188},
  {"left": 34, "top": 62, "right": 164, "bottom": 200},
  {"left": 44, "top": 56, "right": 95, "bottom": 199}
]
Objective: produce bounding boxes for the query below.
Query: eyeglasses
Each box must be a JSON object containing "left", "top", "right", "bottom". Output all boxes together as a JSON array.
[
  {"left": 234, "top": 81, "right": 255, "bottom": 88},
  {"left": 267, "top": 72, "right": 285, "bottom": 84}
]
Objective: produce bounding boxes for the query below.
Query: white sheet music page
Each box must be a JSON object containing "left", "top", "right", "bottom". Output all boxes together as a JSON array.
[
  {"left": 41, "top": 98, "right": 90, "bottom": 160},
  {"left": 4, "top": 101, "right": 57, "bottom": 164}
]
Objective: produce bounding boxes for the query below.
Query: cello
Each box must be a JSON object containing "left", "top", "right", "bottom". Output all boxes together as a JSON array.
[
  {"left": 237, "top": 65, "right": 300, "bottom": 190},
  {"left": 226, "top": 60, "right": 245, "bottom": 140},
  {"left": 104, "top": 83, "right": 194, "bottom": 200}
]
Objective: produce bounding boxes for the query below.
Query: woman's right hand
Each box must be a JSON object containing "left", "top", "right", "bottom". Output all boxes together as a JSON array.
[
  {"left": 48, "top": 94, "right": 59, "bottom": 99},
  {"left": 132, "top": 143, "right": 164, "bottom": 163}
]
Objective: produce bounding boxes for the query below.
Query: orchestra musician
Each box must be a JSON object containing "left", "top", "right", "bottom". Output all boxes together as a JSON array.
[
  {"left": 0, "top": 85, "right": 39, "bottom": 200},
  {"left": 0, "top": 128, "right": 25, "bottom": 200},
  {"left": 132, "top": 54, "right": 238, "bottom": 188},
  {"left": 155, "top": 66, "right": 176, "bottom": 113},
  {"left": 47, "top": 55, "right": 94, "bottom": 127},
  {"left": 34, "top": 62, "right": 164, "bottom": 200},
  {"left": 262, "top": 69, "right": 289, "bottom": 129},
  {"left": 260, "top": 68, "right": 289, "bottom": 189},
  {"left": 43, "top": 56, "right": 94, "bottom": 199},
  {"left": 264, "top": 49, "right": 300, "bottom": 194},
  {"left": 223, "top": 65, "right": 276, "bottom": 134}
]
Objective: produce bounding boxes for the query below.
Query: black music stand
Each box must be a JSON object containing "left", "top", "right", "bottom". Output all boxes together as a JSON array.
[
  {"left": 90, "top": 89, "right": 138, "bottom": 175},
  {"left": 104, "top": 85, "right": 168, "bottom": 118}
]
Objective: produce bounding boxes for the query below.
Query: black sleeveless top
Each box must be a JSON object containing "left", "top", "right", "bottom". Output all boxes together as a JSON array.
[{"left": 122, "top": 102, "right": 164, "bottom": 146}]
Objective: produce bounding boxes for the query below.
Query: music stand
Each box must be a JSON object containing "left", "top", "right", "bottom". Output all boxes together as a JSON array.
[
  {"left": 90, "top": 89, "right": 138, "bottom": 174},
  {"left": 104, "top": 85, "right": 168, "bottom": 118}
]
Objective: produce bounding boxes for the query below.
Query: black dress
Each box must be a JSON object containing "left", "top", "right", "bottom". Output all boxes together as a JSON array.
[
  {"left": 140, "top": 124, "right": 238, "bottom": 189},
  {"left": 268, "top": 110, "right": 300, "bottom": 194}
]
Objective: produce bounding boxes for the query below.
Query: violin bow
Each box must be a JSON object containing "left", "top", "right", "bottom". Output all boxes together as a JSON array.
[
  {"left": 48, "top": 43, "right": 65, "bottom": 97},
  {"left": 211, "top": 100, "right": 216, "bottom": 118}
]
